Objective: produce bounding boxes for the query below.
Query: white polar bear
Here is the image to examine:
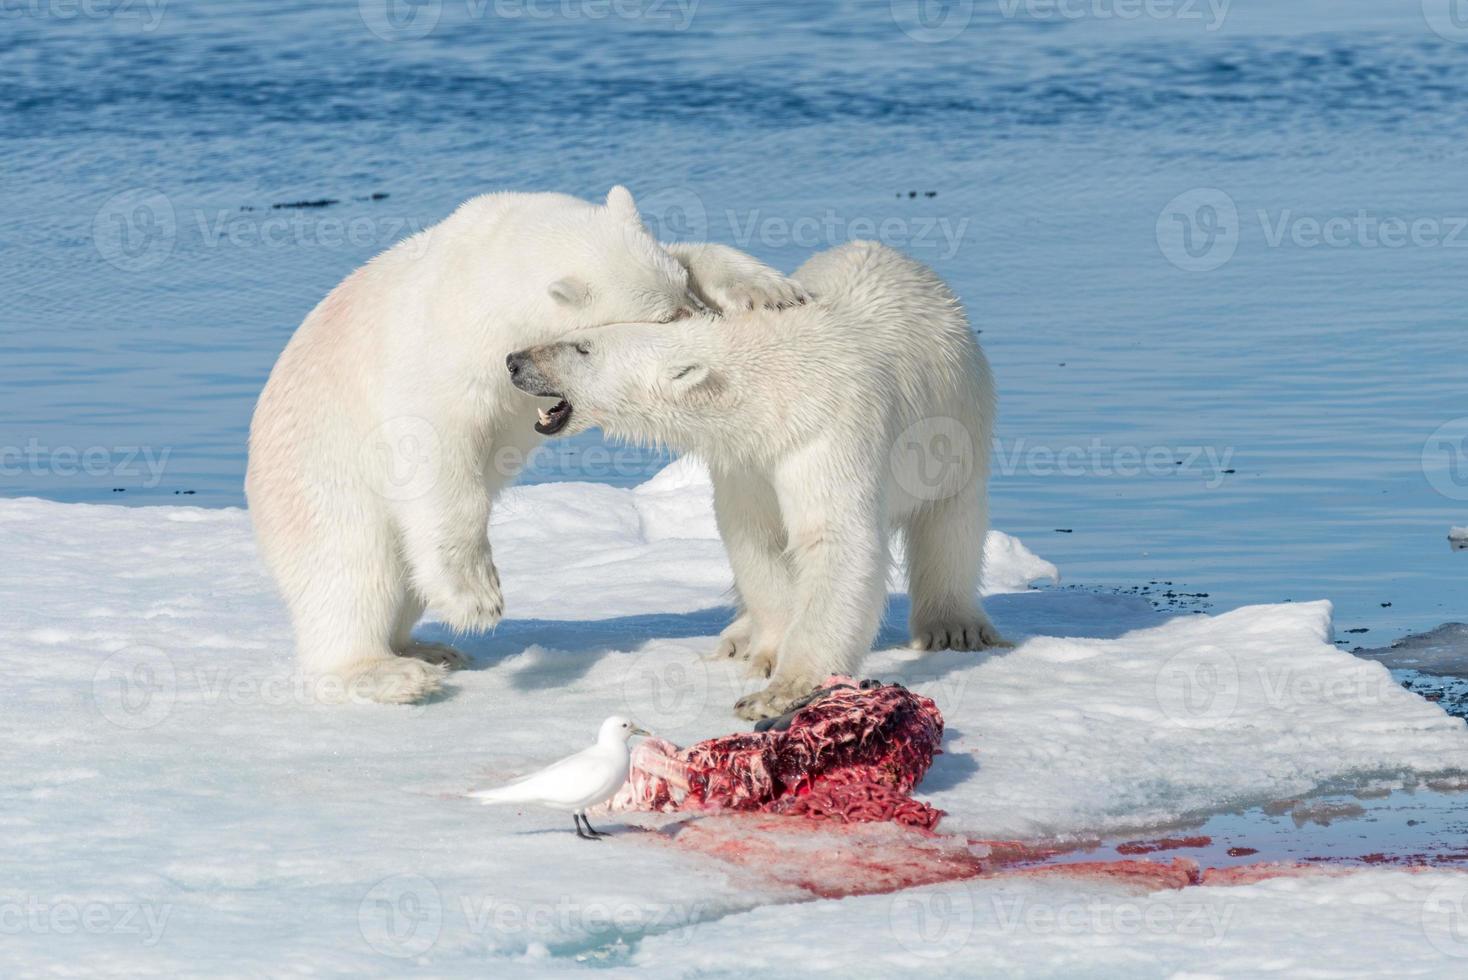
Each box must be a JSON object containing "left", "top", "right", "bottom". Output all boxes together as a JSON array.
[
  {"left": 507, "top": 241, "right": 1007, "bottom": 720},
  {"left": 246, "top": 188, "right": 805, "bottom": 705}
]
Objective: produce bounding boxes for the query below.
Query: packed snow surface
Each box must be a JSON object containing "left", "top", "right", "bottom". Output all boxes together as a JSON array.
[
  {"left": 631, "top": 869, "right": 1468, "bottom": 977},
  {"left": 2, "top": 459, "right": 1465, "bottom": 975}
]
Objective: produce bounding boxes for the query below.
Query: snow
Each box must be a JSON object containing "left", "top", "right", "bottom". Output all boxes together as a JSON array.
[
  {"left": 632, "top": 869, "right": 1468, "bottom": 976},
  {"left": 2, "top": 459, "right": 1466, "bottom": 975},
  {"left": 894, "top": 599, "right": 1468, "bottom": 839}
]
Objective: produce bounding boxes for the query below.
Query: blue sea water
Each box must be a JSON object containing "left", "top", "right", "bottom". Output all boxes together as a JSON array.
[{"left": 2, "top": 0, "right": 1465, "bottom": 641}]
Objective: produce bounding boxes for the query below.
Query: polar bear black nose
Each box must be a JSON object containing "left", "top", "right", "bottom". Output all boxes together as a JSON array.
[{"left": 506, "top": 352, "right": 527, "bottom": 378}]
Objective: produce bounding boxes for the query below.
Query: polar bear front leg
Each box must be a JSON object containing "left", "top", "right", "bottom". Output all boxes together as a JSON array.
[
  {"left": 904, "top": 492, "right": 1010, "bottom": 652},
  {"left": 733, "top": 453, "right": 888, "bottom": 721},
  {"left": 663, "top": 242, "right": 810, "bottom": 314},
  {"left": 389, "top": 592, "right": 471, "bottom": 669},
  {"left": 282, "top": 521, "right": 448, "bottom": 705},
  {"left": 393, "top": 444, "right": 504, "bottom": 635},
  {"left": 709, "top": 470, "right": 792, "bottom": 679}
]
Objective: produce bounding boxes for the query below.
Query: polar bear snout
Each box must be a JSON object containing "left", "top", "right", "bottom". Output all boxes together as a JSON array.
[
  {"left": 508, "top": 347, "right": 577, "bottom": 436},
  {"left": 506, "top": 349, "right": 556, "bottom": 396}
]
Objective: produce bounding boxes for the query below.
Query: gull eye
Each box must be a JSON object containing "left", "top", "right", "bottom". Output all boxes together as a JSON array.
[{"left": 574, "top": 342, "right": 591, "bottom": 356}]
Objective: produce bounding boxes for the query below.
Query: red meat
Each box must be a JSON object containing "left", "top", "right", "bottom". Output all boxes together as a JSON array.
[{"left": 603, "top": 677, "right": 946, "bottom": 830}]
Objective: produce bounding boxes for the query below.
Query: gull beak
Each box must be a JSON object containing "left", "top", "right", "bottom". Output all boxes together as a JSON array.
[{"left": 631, "top": 726, "right": 652, "bottom": 738}]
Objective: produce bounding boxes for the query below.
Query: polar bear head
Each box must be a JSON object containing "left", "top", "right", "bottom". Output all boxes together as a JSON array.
[
  {"left": 520, "top": 186, "right": 696, "bottom": 331},
  {"left": 505, "top": 314, "right": 735, "bottom": 445}
]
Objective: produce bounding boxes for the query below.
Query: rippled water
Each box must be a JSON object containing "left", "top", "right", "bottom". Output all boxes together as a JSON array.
[{"left": 2, "top": 0, "right": 1465, "bottom": 640}]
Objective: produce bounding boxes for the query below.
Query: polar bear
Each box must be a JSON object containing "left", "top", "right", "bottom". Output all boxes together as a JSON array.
[
  {"left": 246, "top": 188, "right": 805, "bottom": 705},
  {"left": 506, "top": 241, "right": 1007, "bottom": 720}
]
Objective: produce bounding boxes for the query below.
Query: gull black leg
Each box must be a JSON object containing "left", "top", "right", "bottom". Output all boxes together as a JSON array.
[
  {"left": 581, "top": 813, "right": 611, "bottom": 838},
  {"left": 573, "top": 814, "right": 600, "bottom": 841}
]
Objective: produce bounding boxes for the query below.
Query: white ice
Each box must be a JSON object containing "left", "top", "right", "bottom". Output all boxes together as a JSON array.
[
  {"left": 2, "top": 458, "right": 1465, "bottom": 976},
  {"left": 632, "top": 869, "right": 1468, "bottom": 976}
]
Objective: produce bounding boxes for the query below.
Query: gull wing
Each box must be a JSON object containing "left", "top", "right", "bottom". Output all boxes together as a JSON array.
[{"left": 468, "top": 746, "right": 612, "bottom": 808}]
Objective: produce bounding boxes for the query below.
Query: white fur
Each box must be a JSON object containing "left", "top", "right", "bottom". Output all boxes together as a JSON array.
[
  {"left": 510, "top": 242, "right": 1005, "bottom": 720},
  {"left": 246, "top": 188, "right": 805, "bottom": 704}
]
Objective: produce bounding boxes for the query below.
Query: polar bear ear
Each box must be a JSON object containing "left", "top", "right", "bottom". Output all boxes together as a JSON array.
[
  {"left": 668, "top": 363, "right": 723, "bottom": 398},
  {"left": 548, "top": 277, "right": 591, "bottom": 308},
  {"left": 605, "top": 186, "right": 642, "bottom": 224}
]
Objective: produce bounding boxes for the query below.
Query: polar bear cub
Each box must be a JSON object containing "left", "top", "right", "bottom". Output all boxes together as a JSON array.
[
  {"left": 507, "top": 241, "right": 1006, "bottom": 720},
  {"left": 247, "top": 187, "right": 805, "bottom": 705}
]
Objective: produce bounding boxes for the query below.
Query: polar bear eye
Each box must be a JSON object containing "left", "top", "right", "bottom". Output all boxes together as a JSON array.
[
  {"left": 666, "top": 307, "right": 692, "bottom": 322},
  {"left": 573, "top": 342, "right": 591, "bottom": 356}
]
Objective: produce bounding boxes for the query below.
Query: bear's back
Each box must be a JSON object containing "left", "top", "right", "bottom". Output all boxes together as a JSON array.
[{"left": 788, "top": 242, "right": 986, "bottom": 419}]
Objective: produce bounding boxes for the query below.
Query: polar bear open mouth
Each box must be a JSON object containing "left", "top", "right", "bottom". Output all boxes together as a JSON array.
[{"left": 535, "top": 399, "right": 573, "bottom": 435}]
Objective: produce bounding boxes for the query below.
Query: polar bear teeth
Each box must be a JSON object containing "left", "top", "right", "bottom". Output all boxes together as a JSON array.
[{"left": 535, "top": 399, "right": 572, "bottom": 435}]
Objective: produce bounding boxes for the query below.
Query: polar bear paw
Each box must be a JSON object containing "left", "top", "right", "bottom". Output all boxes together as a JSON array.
[
  {"left": 707, "top": 616, "right": 754, "bottom": 662},
  {"left": 743, "top": 647, "right": 777, "bottom": 680},
  {"left": 733, "top": 679, "right": 815, "bottom": 721},
  {"left": 707, "top": 617, "right": 778, "bottom": 678},
  {"left": 705, "top": 267, "right": 810, "bottom": 314},
  {"left": 433, "top": 562, "right": 504, "bottom": 634},
  {"left": 399, "top": 642, "right": 471, "bottom": 670},
  {"left": 910, "top": 616, "right": 1012, "bottom": 652},
  {"left": 343, "top": 657, "right": 447, "bottom": 705}
]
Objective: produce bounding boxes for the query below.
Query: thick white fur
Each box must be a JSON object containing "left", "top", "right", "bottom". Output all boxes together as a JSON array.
[
  {"left": 510, "top": 242, "right": 1005, "bottom": 720},
  {"left": 246, "top": 188, "right": 805, "bottom": 705}
]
